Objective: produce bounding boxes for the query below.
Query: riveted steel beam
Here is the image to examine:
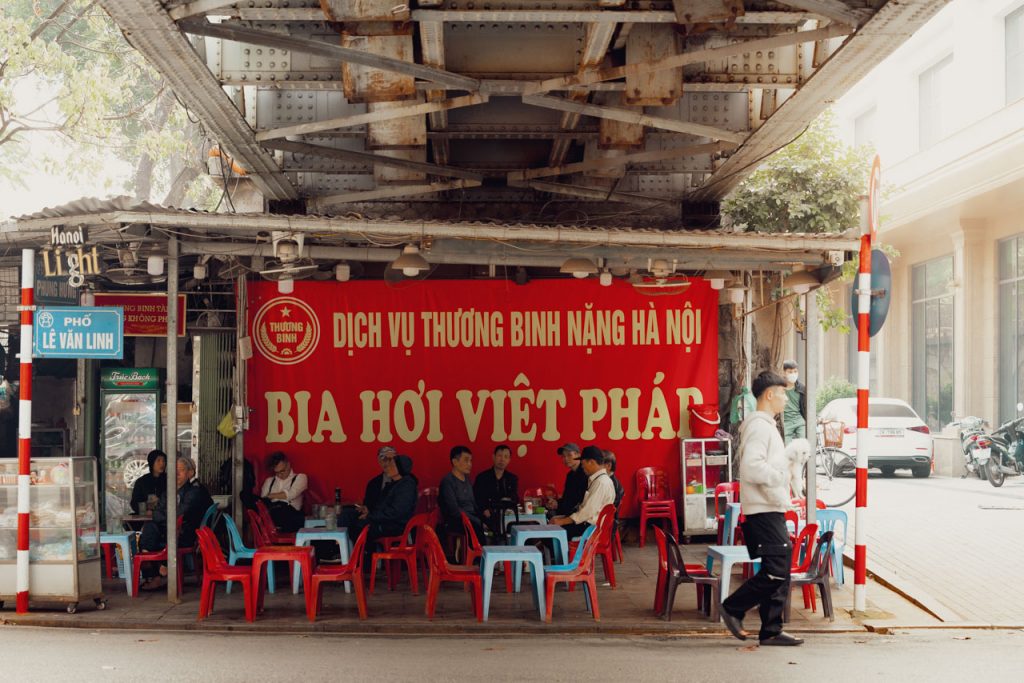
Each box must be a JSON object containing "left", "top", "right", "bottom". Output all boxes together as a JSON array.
[
  {"left": 508, "top": 177, "right": 671, "bottom": 206},
  {"left": 98, "top": 0, "right": 296, "bottom": 200},
  {"left": 524, "top": 94, "right": 748, "bottom": 144},
  {"left": 261, "top": 139, "right": 483, "bottom": 181},
  {"left": 408, "top": 10, "right": 817, "bottom": 24},
  {"left": 773, "top": 1, "right": 871, "bottom": 27},
  {"left": 311, "top": 179, "right": 482, "bottom": 209},
  {"left": 509, "top": 140, "right": 734, "bottom": 181},
  {"left": 178, "top": 17, "right": 481, "bottom": 90}
]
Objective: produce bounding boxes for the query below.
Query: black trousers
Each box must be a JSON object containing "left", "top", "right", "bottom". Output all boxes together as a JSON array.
[
  {"left": 721, "top": 511, "right": 792, "bottom": 640},
  {"left": 138, "top": 521, "right": 166, "bottom": 579}
]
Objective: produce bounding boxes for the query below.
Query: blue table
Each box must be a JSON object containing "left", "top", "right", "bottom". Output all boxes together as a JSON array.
[
  {"left": 99, "top": 531, "right": 133, "bottom": 596},
  {"left": 304, "top": 518, "right": 327, "bottom": 528},
  {"left": 503, "top": 511, "right": 548, "bottom": 528},
  {"left": 510, "top": 524, "right": 568, "bottom": 592},
  {"left": 705, "top": 545, "right": 762, "bottom": 607},
  {"left": 293, "top": 528, "right": 351, "bottom": 593},
  {"left": 480, "top": 546, "right": 545, "bottom": 621}
]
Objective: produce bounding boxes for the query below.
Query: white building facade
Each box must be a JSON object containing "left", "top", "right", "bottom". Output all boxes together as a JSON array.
[{"left": 822, "top": 0, "right": 1024, "bottom": 432}]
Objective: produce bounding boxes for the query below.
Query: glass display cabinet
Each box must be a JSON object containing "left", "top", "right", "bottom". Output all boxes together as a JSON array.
[{"left": 679, "top": 438, "right": 733, "bottom": 537}]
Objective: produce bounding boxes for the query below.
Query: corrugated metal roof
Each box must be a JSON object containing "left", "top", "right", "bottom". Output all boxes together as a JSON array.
[{"left": 6, "top": 195, "right": 858, "bottom": 243}]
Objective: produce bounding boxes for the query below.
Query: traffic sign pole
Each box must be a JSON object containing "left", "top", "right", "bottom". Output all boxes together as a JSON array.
[{"left": 16, "top": 249, "right": 34, "bottom": 614}]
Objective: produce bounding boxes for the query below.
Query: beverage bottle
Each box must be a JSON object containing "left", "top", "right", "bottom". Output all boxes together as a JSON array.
[{"left": 334, "top": 487, "right": 342, "bottom": 516}]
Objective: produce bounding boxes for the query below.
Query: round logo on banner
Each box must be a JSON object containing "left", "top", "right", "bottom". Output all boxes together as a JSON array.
[{"left": 252, "top": 297, "right": 320, "bottom": 365}]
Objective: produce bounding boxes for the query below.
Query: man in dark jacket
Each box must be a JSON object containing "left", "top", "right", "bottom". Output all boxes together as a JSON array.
[
  {"left": 439, "top": 445, "right": 484, "bottom": 542},
  {"left": 603, "top": 450, "right": 625, "bottom": 519},
  {"left": 547, "top": 443, "right": 587, "bottom": 519},
  {"left": 357, "top": 446, "right": 398, "bottom": 518},
  {"left": 474, "top": 444, "right": 518, "bottom": 539},
  {"left": 781, "top": 360, "right": 807, "bottom": 445},
  {"left": 138, "top": 456, "right": 213, "bottom": 590},
  {"left": 348, "top": 454, "right": 418, "bottom": 547}
]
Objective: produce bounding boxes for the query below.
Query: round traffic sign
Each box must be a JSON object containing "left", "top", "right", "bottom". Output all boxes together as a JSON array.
[
  {"left": 867, "top": 156, "right": 881, "bottom": 241},
  {"left": 851, "top": 248, "right": 891, "bottom": 338}
]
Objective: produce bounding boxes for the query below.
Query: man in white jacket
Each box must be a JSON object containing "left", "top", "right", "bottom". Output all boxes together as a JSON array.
[{"left": 720, "top": 371, "right": 803, "bottom": 646}]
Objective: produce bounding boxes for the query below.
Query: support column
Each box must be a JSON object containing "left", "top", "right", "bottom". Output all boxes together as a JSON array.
[
  {"left": 16, "top": 249, "right": 34, "bottom": 614},
  {"left": 950, "top": 229, "right": 966, "bottom": 424},
  {"left": 955, "top": 219, "right": 987, "bottom": 420},
  {"left": 233, "top": 274, "right": 248, "bottom": 529},
  {"left": 165, "top": 238, "right": 180, "bottom": 604},
  {"left": 805, "top": 291, "right": 819, "bottom": 526}
]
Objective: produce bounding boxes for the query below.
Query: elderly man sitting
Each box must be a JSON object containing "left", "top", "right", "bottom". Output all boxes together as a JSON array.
[
  {"left": 551, "top": 446, "right": 616, "bottom": 539},
  {"left": 137, "top": 456, "right": 214, "bottom": 591}
]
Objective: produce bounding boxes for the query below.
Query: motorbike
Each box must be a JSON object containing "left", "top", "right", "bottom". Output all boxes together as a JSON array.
[
  {"left": 955, "top": 416, "right": 993, "bottom": 480},
  {"left": 985, "top": 403, "right": 1024, "bottom": 488}
]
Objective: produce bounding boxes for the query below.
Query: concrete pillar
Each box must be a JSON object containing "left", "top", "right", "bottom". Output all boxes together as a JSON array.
[{"left": 952, "top": 220, "right": 987, "bottom": 421}]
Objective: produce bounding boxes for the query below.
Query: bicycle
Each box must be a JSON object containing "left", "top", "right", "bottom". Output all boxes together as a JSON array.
[{"left": 813, "top": 421, "right": 856, "bottom": 508}]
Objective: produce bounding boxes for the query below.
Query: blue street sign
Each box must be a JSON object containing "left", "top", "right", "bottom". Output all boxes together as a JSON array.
[{"left": 33, "top": 306, "right": 124, "bottom": 359}]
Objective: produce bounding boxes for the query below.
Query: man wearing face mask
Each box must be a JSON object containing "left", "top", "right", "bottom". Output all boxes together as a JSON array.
[{"left": 781, "top": 360, "right": 807, "bottom": 445}]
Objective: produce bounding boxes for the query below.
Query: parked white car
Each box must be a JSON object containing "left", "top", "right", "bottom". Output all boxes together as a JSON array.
[{"left": 817, "top": 397, "right": 933, "bottom": 478}]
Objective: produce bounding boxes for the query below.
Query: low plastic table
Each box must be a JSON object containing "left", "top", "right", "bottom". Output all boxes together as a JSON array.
[
  {"left": 503, "top": 511, "right": 548, "bottom": 528},
  {"left": 304, "top": 518, "right": 327, "bottom": 529},
  {"left": 99, "top": 531, "right": 133, "bottom": 596},
  {"left": 510, "top": 524, "right": 568, "bottom": 592},
  {"left": 292, "top": 528, "right": 351, "bottom": 594},
  {"left": 705, "top": 545, "right": 762, "bottom": 607},
  {"left": 480, "top": 546, "right": 545, "bottom": 621},
  {"left": 252, "top": 545, "right": 315, "bottom": 617}
]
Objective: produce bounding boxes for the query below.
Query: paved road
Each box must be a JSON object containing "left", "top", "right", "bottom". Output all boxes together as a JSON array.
[
  {"left": 824, "top": 470, "right": 1024, "bottom": 623},
  {"left": 2, "top": 626, "right": 1022, "bottom": 682}
]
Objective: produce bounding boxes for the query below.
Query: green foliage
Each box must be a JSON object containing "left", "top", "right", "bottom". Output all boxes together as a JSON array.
[
  {"left": 0, "top": 0, "right": 205, "bottom": 203},
  {"left": 816, "top": 376, "right": 857, "bottom": 413},
  {"left": 722, "top": 110, "right": 872, "bottom": 234}
]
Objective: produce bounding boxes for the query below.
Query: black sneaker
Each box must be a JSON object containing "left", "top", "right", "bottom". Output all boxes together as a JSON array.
[
  {"left": 721, "top": 610, "right": 748, "bottom": 641},
  {"left": 759, "top": 632, "right": 804, "bottom": 646}
]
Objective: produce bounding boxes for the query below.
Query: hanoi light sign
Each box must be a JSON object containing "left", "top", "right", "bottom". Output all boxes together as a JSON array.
[{"left": 33, "top": 307, "right": 125, "bottom": 359}]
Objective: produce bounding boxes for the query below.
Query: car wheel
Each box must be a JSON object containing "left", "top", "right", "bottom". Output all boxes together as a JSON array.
[
  {"left": 911, "top": 465, "right": 930, "bottom": 479},
  {"left": 879, "top": 466, "right": 896, "bottom": 477}
]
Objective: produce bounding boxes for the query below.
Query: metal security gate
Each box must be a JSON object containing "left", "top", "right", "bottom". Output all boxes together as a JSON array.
[{"left": 192, "top": 333, "right": 235, "bottom": 493}]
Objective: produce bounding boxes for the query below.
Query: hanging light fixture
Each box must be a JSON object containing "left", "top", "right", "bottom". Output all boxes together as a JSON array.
[
  {"left": 147, "top": 255, "right": 164, "bottom": 276},
  {"left": 335, "top": 263, "right": 351, "bottom": 282},
  {"left": 599, "top": 270, "right": 613, "bottom": 287},
  {"left": 786, "top": 267, "right": 821, "bottom": 295},
  {"left": 278, "top": 277, "right": 294, "bottom": 294},
  {"left": 391, "top": 244, "right": 429, "bottom": 277},
  {"left": 193, "top": 263, "right": 207, "bottom": 280},
  {"left": 560, "top": 257, "right": 598, "bottom": 279},
  {"left": 80, "top": 289, "right": 95, "bottom": 307},
  {"left": 704, "top": 270, "right": 732, "bottom": 290}
]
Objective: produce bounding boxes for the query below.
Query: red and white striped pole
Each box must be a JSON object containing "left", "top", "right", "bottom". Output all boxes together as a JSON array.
[
  {"left": 16, "top": 249, "right": 34, "bottom": 614},
  {"left": 854, "top": 157, "right": 880, "bottom": 613}
]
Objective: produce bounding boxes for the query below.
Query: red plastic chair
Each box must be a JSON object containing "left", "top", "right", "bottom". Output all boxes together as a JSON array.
[
  {"left": 421, "top": 526, "right": 483, "bottom": 622},
  {"left": 255, "top": 499, "right": 297, "bottom": 544},
  {"left": 417, "top": 487, "right": 439, "bottom": 513},
  {"left": 544, "top": 521, "right": 603, "bottom": 622},
  {"left": 652, "top": 525, "right": 709, "bottom": 615},
  {"left": 567, "top": 504, "right": 617, "bottom": 588},
  {"left": 610, "top": 525, "right": 624, "bottom": 564},
  {"left": 636, "top": 467, "right": 679, "bottom": 548},
  {"left": 459, "top": 511, "right": 512, "bottom": 592},
  {"left": 791, "top": 522, "right": 819, "bottom": 610},
  {"left": 196, "top": 527, "right": 254, "bottom": 622},
  {"left": 308, "top": 526, "right": 370, "bottom": 621},
  {"left": 131, "top": 516, "right": 197, "bottom": 597},
  {"left": 247, "top": 509, "right": 297, "bottom": 589},
  {"left": 713, "top": 482, "right": 740, "bottom": 544},
  {"left": 370, "top": 512, "right": 431, "bottom": 595}
]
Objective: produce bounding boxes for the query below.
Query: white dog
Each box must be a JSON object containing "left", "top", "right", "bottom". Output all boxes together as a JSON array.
[{"left": 785, "top": 438, "right": 811, "bottom": 498}]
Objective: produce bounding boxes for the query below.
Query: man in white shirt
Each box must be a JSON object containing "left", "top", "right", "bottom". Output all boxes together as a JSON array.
[
  {"left": 260, "top": 452, "right": 308, "bottom": 532},
  {"left": 552, "top": 445, "right": 615, "bottom": 538}
]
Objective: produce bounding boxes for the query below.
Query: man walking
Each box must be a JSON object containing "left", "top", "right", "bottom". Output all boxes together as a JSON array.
[
  {"left": 781, "top": 360, "right": 806, "bottom": 445},
  {"left": 721, "top": 371, "right": 802, "bottom": 646}
]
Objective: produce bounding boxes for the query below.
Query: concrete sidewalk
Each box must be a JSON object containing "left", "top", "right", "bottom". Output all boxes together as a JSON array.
[{"left": 1, "top": 539, "right": 936, "bottom": 636}]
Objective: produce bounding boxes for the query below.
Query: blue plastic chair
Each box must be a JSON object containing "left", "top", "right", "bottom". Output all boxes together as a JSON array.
[
  {"left": 814, "top": 509, "right": 848, "bottom": 585},
  {"left": 224, "top": 514, "right": 275, "bottom": 594},
  {"left": 200, "top": 503, "right": 220, "bottom": 530},
  {"left": 723, "top": 502, "right": 741, "bottom": 546}
]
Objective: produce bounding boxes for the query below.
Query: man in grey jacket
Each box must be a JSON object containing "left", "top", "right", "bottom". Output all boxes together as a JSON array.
[{"left": 720, "top": 371, "right": 803, "bottom": 646}]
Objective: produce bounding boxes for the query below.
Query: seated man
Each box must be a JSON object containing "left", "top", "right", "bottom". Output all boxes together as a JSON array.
[
  {"left": 346, "top": 454, "right": 418, "bottom": 548},
  {"left": 474, "top": 443, "right": 518, "bottom": 539},
  {"left": 439, "top": 445, "right": 484, "bottom": 543},
  {"left": 259, "top": 451, "right": 308, "bottom": 533},
  {"left": 354, "top": 446, "right": 398, "bottom": 521},
  {"left": 546, "top": 443, "right": 587, "bottom": 519},
  {"left": 552, "top": 446, "right": 616, "bottom": 539},
  {"left": 602, "top": 450, "right": 625, "bottom": 518},
  {"left": 138, "top": 456, "right": 214, "bottom": 590}
]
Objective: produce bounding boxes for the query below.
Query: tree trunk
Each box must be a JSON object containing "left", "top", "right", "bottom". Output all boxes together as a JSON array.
[
  {"left": 131, "top": 90, "right": 174, "bottom": 202},
  {"left": 163, "top": 164, "right": 202, "bottom": 207}
]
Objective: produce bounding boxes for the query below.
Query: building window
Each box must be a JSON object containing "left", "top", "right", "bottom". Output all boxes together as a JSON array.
[
  {"left": 911, "top": 256, "right": 954, "bottom": 430},
  {"left": 918, "top": 54, "right": 953, "bottom": 150},
  {"left": 853, "top": 107, "right": 877, "bottom": 149},
  {"left": 1008, "top": 6, "right": 1024, "bottom": 104},
  {"left": 998, "top": 235, "right": 1024, "bottom": 422}
]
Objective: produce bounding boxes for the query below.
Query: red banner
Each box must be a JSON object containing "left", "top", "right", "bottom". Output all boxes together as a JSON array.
[
  {"left": 94, "top": 292, "right": 187, "bottom": 337},
  {"left": 245, "top": 279, "right": 718, "bottom": 516}
]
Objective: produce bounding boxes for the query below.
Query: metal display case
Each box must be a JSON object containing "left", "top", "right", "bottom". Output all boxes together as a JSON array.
[
  {"left": 0, "top": 457, "right": 105, "bottom": 612},
  {"left": 679, "top": 438, "right": 733, "bottom": 537}
]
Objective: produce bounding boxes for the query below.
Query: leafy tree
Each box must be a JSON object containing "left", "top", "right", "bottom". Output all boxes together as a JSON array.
[
  {"left": 0, "top": 0, "right": 216, "bottom": 205},
  {"left": 722, "top": 109, "right": 870, "bottom": 234},
  {"left": 816, "top": 376, "right": 857, "bottom": 413}
]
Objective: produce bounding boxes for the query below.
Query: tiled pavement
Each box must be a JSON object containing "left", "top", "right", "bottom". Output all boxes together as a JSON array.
[
  {"left": 1, "top": 534, "right": 933, "bottom": 635},
  {"left": 828, "top": 471, "right": 1024, "bottom": 625}
]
